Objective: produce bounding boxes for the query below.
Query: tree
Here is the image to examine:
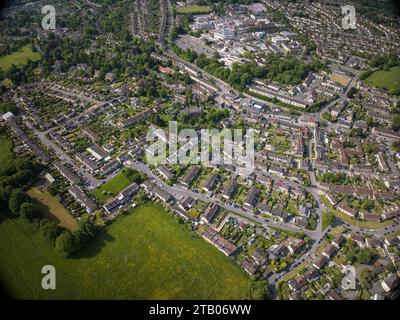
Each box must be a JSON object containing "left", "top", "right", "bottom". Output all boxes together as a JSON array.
[
  {"left": 73, "top": 229, "right": 90, "bottom": 245},
  {"left": 322, "top": 211, "right": 335, "bottom": 230},
  {"left": 248, "top": 280, "right": 270, "bottom": 300},
  {"left": 79, "top": 216, "right": 98, "bottom": 238},
  {"left": 360, "top": 269, "right": 375, "bottom": 289},
  {"left": 8, "top": 188, "right": 29, "bottom": 215},
  {"left": 392, "top": 115, "right": 400, "bottom": 131},
  {"left": 55, "top": 232, "right": 79, "bottom": 258},
  {"left": 345, "top": 249, "right": 356, "bottom": 264},
  {"left": 9, "top": 169, "right": 34, "bottom": 187},
  {"left": 40, "top": 220, "right": 64, "bottom": 244},
  {"left": 19, "top": 202, "right": 39, "bottom": 221},
  {"left": 0, "top": 186, "right": 11, "bottom": 211},
  {"left": 174, "top": 214, "right": 184, "bottom": 224},
  {"left": 357, "top": 248, "right": 374, "bottom": 264}
]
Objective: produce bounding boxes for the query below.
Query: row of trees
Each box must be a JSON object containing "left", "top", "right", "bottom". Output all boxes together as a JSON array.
[
  {"left": 342, "top": 242, "right": 377, "bottom": 265},
  {"left": 0, "top": 139, "right": 101, "bottom": 258},
  {"left": 0, "top": 154, "right": 44, "bottom": 223},
  {"left": 368, "top": 53, "right": 399, "bottom": 69},
  {"left": 55, "top": 215, "right": 98, "bottom": 258},
  {"left": 318, "top": 172, "right": 353, "bottom": 185},
  {"left": 173, "top": 45, "right": 326, "bottom": 92}
]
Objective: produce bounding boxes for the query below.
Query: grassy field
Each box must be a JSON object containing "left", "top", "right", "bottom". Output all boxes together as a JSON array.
[
  {"left": 322, "top": 211, "right": 335, "bottom": 231},
  {"left": 176, "top": 5, "right": 212, "bottom": 14},
  {"left": 0, "top": 45, "right": 41, "bottom": 71},
  {"left": 0, "top": 79, "right": 13, "bottom": 87},
  {"left": 92, "top": 170, "right": 133, "bottom": 203},
  {"left": 0, "top": 203, "right": 251, "bottom": 299},
  {"left": 364, "top": 66, "right": 400, "bottom": 92},
  {"left": 0, "top": 136, "right": 13, "bottom": 163},
  {"left": 280, "top": 262, "right": 307, "bottom": 282},
  {"left": 330, "top": 73, "right": 350, "bottom": 86},
  {"left": 27, "top": 187, "right": 79, "bottom": 231}
]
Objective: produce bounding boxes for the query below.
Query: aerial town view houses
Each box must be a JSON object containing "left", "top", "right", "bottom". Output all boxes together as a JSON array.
[{"left": 0, "top": 0, "right": 399, "bottom": 303}]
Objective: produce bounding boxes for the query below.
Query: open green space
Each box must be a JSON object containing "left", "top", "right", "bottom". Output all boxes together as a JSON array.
[
  {"left": 364, "top": 66, "right": 400, "bottom": 92},
  {"left": 280, "top": 262, "right": 307, "bottom": 283},
  {"left": 0, "top": 45, "right": 41, "bottom": 71},
  {"left": 0, "top": 136, "right": 14, "bottom": 163},
  {"left": 27, "top": 187, "right": 79, "bottom": 231},
  {"left": 176, "top": 5, "right": 212, "bottom": 14},
  {"left": 0, "top": 203, "right": 252, "bottom": 299},
  {"left": 322, "top": 211, "right": 335, "bottom": 231},
  {"left": 92, "top": 169, "right": 133, "bottom": 203}
]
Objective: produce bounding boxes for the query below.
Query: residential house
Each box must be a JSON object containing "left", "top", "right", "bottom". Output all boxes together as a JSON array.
[
  {"left": 181, "top": 165, "right": 200, "bottom": 188},
  {"left": 178, "top": 196, "right": 195, "bottom": 211},
  {"left": 157, "top": 165, "right": 173, "bottom": 181},
  {"left": 221, "top": 178, "right": 236, "bottom": 199},
  {"left": 241, "top": 259, "right": 258, "bottom": 276},
  {"left": 244, "top": 187, "right": 258, "bottom": 209},
  {"left": 251, "top": 248, "right": 267, "bottom": 266},
  {"left": 337, "top": 202, "right": 357, "bottom": 218},
  {"left": 332, "top": 234, "right": 345, "bottom": 249},
  {"left": 202, "top": 173, "right": 218, "bottom": 192},
  {"left": 68, "top": 185, "right": 97, "bottom": 214},
  {"left": 381, "top": 274, "right": 400, "bottom": 293},
  {"left": 322, "top": 244, "right": 338, "bottom": 258},
  {"left": 201, "top": 203, "right": 219, "bottom": 224},
  {"left": 54, "top": 161, "right": 80, "bottom": 185},
  {"left": 304, "top": 267, "right": 320, "bottom": 282},
  {"left": 313, "top": 256, "right": 328, "bottom": 270}
]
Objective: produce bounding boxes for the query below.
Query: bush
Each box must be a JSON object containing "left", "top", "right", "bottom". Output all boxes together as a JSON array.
[
  {"left": 247, "top": 280, "right": 269, "bottom": 300},
  {"left": 8, "top": 188, "right": 29, "bottom": 216},
  {"left": 40, "top": 220, "right": 64, "bottom": 244},
  {"left": 55, "top": 232, "right": 79, "bottom": 258},
  {"left": 19, "top": 202, "right": 40, "bottom": 221},
  {"left": 356, "top": 248, "right": 375, "bottom": 264}
]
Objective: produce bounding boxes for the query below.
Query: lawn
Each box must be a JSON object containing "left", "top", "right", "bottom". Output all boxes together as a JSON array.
[
  {"left": 0, "top": 136, "right": 13, "bottom": 163},
  {"left": 0, "top": 45, "right": 41, "bottom": 71},
  {"left": 330, "top": 73, "right": 350, "bottom": 86},
  {"left": 322, "top": 211, "right": 335, "bottom": 231},
  {"left": 280, "top": 262, "right": 307, "bottom": 283},
  {"left": 92, "top": 170, "right": 133, "bottom": 203},
  {"left": 27, "top": 187, "right": 79, "bottom": 231},
  {"left": 0, "top": 203, "right": 252, "bottom": 299},
  {"left": 176, "top": 5, "right": 212, "bottom": 14},
  {"left": 333, "top": 210, "right": 391, "bottom": 229},
  {"left": 364, "top": 66, "right": 400, "bottom": 92}
]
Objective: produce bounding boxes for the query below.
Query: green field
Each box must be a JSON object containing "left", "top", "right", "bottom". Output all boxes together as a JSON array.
[
  {"left": 0, "top": 136, "right": 13, "bottom": 163},
  {"left": 92, "top": 170, "right": 133, "bottom": 203},
  {"left": 0, "top": 45, "right": 41, "bottom": 71},
  {"left": 0, "top": 203, "right": 251, "bottom": 299},
  {"left": 176, "top": 5, "right": 212, "bottom": 14},
  {"left": 364, "top": 66, "right": 400, "bottom": 92},
  {"left": 27, "top": 187, "right": 79, "bottom": 231}
]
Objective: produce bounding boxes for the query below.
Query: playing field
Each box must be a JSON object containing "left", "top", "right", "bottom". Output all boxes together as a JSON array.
[
  {"left": 364, "top": 66, "right": 400, "bottom": 92},
  {"left": 0, "top": 203, "right": 251, "bottom": 299},
  {"left": 176, "top": 5, "right": 212, "bottom": 14},
  {"left": 92, "top": 170, "right": 133, "bottom": 203},
  {"left": 0, "top": 136, "right": 13, "bottom": 163},
  {"left": 27, "top": 187, "right": 79, "bottom": 231},
  {"left": 330, "top": 73, "right": 350, "bottom": 86},
  {"left": 0, "top": 45, "right": 41, "bottom": 71}
]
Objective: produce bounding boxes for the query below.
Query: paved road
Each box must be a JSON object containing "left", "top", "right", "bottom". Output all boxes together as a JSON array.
[
  {"left": 25, "top": 120, "right": 102, "bottom": 187},
  {"left": 130, "top": 161, "right": 321, "bottom": 238},
  {"left": 22, "top": 87, "right": 117, "bottom": 188}
]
